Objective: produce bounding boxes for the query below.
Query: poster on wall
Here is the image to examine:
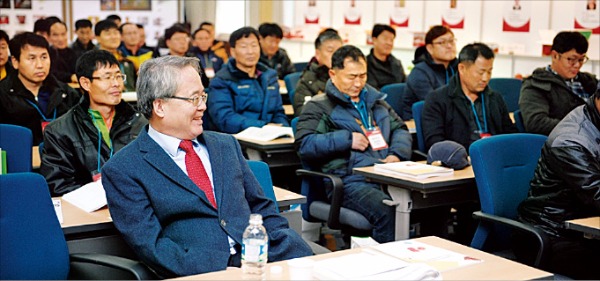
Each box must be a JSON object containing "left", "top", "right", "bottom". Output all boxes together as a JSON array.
[
  {"left": 304, "top": 0, "right": 319, "bottom": 25},
  {"left": 100, "top": 0, "right": 116, "bottom": 11},
  {"left": 120, "top": 0, "right": 151, "bottom": 11},
  {"left": 343, "top": 0, "right": 361, "bottom": 25},
  {"left": 1, "top": 0, "right": 10, "bottom": 8},
  {"left": 502, "top": 0, "right": 530, "bottom": 32},
  {"left": 441, "top": 0, "right": 465, "bottom": 29},
  {"left": 0, "top": 0, "right": 63, "bottom": 37},
  {"left": 390, "top": 0, "right": 409, "bottom": 28},
  {"left": 574, "top": 0, "right": 600, "bottom": 34}
]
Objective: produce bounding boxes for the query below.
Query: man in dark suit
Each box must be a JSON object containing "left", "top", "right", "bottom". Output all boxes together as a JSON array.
[{"left": 101, "top": 56, "right": 312, "bottom": 278}]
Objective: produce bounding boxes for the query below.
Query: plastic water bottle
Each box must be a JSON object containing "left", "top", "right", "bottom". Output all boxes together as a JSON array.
[{"left": 242, "top": 214, "right": 269, "bottom": 280}]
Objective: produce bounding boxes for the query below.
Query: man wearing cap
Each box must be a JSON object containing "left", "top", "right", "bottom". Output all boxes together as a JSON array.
[{"left": 422, "top": 43, "right": 517, "bottom": 152}]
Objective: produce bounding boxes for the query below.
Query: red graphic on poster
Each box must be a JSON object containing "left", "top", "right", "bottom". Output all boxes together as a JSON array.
[
  {"left": 503, "top": 20, "right": 530, "bottom": 32},
  {"left": 503, "top": 1, "right": 530, "bottom": 32},
  {"left": 574, "top": 1, "right": 600, "bottom": 34},
  {"left": 344, "top": 0, "right": 361, "bottom": 25},
  {"left": 442, "top": 1, "right": 465, "bottom": 29},
  {"left": 575, "top": 19, "right": 600, "bottom": 34},
  {"left": 390, "top": 17, "right": 409, "bottom": 27},
  {"left": 442, "top": 18, "right": 464, "bottom": 29},
  {"left": 304, "top": 0, "right": 319, "bottom": 24}
]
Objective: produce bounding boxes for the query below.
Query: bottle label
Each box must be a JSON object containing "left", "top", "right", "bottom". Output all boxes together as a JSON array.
[{"left": 242, "top": 242, "right": 268, "bottom": 263}]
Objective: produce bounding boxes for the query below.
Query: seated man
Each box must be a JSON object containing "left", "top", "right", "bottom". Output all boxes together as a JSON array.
[
  {"left": 519, "top": 31, "right": 598, "bottom": 135},
  {"left": 41, "top": 50, "right": 146, "bottom": 196},
  {"left": 366, "top": 24, "right": 406, "bottom": 90},
  {"left": 258, "top": 22, "right": 295, "bottom": 80},
  {"left": 94, "top": 19, "right": 136, "bottom": 91},
  {"left": 199, "top": 21, "right": 229, "bottom": 62},
  {"left": 0, "top": 29, "right": 13, "bottom": 80},
  {"left": 102, "top": 56, "right": 312, "bottom": 278},
  {"left": 71, "top": 19, "right": 96, "bottom": 62},
  {"left": 163, "top": 24, "right": 209, "bottom": 88},
  {"left": 0, "top": 32, "right": 80, "bottom": 145},
  {"left": 207, "top": 27, "right": 289, "bottom": 134},
  {"left": 295, "top": 45, "right": 412, "bottom": 243},
  {"left": 422, "top": 43, "right": 517, "bottom": 152},
  {"left": 517, "top": 93, "right": 600, "bottom": 280},
  {"left": 293, "top": 30, "right": 343, "bottom": 116},
  {"left": 190, "top": 27, "right": 224, "bottom": 79},
  {"left": 118, "top": 22, "right": 153, "bottom": 71},
  {"left": 47, "top": 19, "right": 77, "bottom": 83},
  {"left": 402, "top": 25, "right": 458, "bottom": 120}
]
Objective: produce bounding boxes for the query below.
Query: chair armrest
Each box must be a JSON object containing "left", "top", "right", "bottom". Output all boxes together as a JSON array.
[
  {"left": 472, "top": 211, "right": 548, "bottom": 267},
  {"left": 69, "top": 253, "right": 159, "bottom": 280},
  {"left": 296, "top": 169, "right": 345, "bottom": 230},
  {"left": 411, "top": 150, "right": 427, "bottom": 161}
]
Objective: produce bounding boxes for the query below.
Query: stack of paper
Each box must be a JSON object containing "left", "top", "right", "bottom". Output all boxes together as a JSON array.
[
  {"left": 235, "top": 125, "right": 293, "bottom": 142},
  {"left": 374, "top": 162, "right": 453, "bottom": 179},
  {"left": 62, "top": 181, "right": 107, "bottom": 213}
]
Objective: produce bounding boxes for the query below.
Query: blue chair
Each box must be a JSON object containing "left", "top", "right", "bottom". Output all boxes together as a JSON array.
[
  {"left": 488, "top": 78, "right": 522, "bottom": 112},
  {"left": 284, "top": 72, "right": 303, "bottom": 108},
  {"left": 412, "top": 101, "right": 426, "bottom": 153},
  {"left": 293, "top": 62, "right": 308, "bottom": 72},
  {"left": 513, "top": 109, "right": 526, "bottom": 133},
  {"left": 247, "top": 160, "right": 278, "bottom": 212},
  {"left": 292, "top": 117, "right": 372, "bottom": 236},
  {"left": 0, "top": 172, "right": 157, "bottom": 280},
  {"left": 380, "top": 83, "right": 406, "bottom": 116},
  {"left": 0, "top": 124, "right": 33, "bottom": 173},
  {"left": 469, "top": 134, "right": 548, "bottom": 267}
]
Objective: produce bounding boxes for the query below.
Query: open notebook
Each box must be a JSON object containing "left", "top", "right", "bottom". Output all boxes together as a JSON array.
[{"left": 235, "top": 125, "right": 294, "bottom": 142}]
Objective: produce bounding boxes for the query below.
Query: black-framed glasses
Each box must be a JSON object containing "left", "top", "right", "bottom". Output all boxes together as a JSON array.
[
  {"left": 166, "top": 93, "right": 208, "bottom": 107},
  {"left": 432, "top": 38, "right": 457, "bottom": 46},
  {"left": 91, "top": 73, "right": 127, "bottom": 83},
  {"left": 559, "top": 54, "right": 589, "bottom": 66}
]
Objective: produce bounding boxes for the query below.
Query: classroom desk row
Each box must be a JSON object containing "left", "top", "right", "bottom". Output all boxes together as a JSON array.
[{"left": 171, "top": 236, "right": 553, "bottom": 280}]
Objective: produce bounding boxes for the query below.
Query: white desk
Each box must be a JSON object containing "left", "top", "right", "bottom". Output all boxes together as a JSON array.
[
  {"left": 354, "top": 165, "right": 477, "bottom": 240},
  {"left": 565, "top": 216, "right": 600, "bottom": 239}
]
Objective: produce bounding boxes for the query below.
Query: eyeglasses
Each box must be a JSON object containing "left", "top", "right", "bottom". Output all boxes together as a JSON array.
[
  {"left": 91, "top": 74, "right": 127, "bottom": 83},
  {"left": 559, "top": 54, "right": 589, "bottom": 66},
  {"left": 166, "top": 93, "right": 208, "bottom": 107},
  {"left": 431, "top": 38, "right": 457, "bottom": 46}
]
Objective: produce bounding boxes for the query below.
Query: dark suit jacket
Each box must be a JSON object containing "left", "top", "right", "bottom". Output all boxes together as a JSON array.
[{"left": 102, "top": 127, "right": 312, "bottom": 278}]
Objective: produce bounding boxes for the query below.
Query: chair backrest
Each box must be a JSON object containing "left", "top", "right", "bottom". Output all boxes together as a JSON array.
[
  {"left": 293, "top": 62, "right": 308, "bottom": 72},
  {"left": 0, "top": 124, "right": 33, "bottom": 173},
  {"left": 488, "top": 78, "right": 522, "bottom": 112},
  {"left": 469, "top": 133, "right": 547, "bottom": 219},
  {"left": 0, "top": 172, "right": 70, "bottom": 279},
  {"left": 380, "top": 83, "right": 406, "bottom": 116},
  {"left": 513, "top": 109, "right": 526, "bottom": 133},
  {"left": 412, "top": 101, "right": 426, "bottom": 153},
  {"left": 284, "top": 72, "right": 303, "bottom": 107},
  {"left": 247, "top": 160, "right": 279, "bottom": 212}
]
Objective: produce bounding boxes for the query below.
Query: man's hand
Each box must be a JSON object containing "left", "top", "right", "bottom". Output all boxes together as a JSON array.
[
  {"left": 380, "top": 155, "right": 401, "bottom": 163},
  {"left": 351, "top": 132, "right": 369, "bottom": 151}
]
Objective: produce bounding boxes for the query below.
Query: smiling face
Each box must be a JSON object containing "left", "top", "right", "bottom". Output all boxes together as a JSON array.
[
  {"left": 97, "top": 27, "right": 121, "bottom": 52},
  {"left": 329, "top": 57, "right": 367, "bottom": 102},
  {"left": 551, "top": 49, "right": 587, "bottom": 80},
  {"left": 154, "top": 65, "right": 206, "bottom": 140},
  {"left": 231, "top": 34, "right": 260, "bottom": 73},
  {"left": 12, "top": 44, "right": 50, "bottom": 86},
  {"left": 458, "top": 56, "right": 494, "bottom": 96},
  {"left": 80, "top": 64, "right": 123, "bottom": 109}
]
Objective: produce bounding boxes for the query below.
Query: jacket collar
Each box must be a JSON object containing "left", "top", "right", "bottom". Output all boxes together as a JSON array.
[{"left": 325, "top": 79, "right": 385, "bottom": 108}]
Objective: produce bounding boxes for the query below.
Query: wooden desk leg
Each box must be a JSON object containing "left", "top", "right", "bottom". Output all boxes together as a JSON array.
[{"left": 387, "top": 186, "right": 412, "bottom": 241}]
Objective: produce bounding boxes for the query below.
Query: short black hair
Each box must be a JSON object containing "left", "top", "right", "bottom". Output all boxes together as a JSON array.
[
  {"left": 76, "top": 50, "right": 119, "bottom": 85},
  {"left": 314, "top": 30, "right": 342, "bottom": 49},
  {"left": 75, "top": 19, "right": 92, "bottom": 30},
  {"left": 258, "top": 23, "right": 283, "bottom": 39},
  {"left": 425, "top": 25, "right": 454, "bottom": 44},
  {"left": 331, "top": 45, "right": 366, "bottom": 70},
  {"left": 165, "top": 24, "right": 189, "bottom": 41},
  {"left": 0, "top": 29, "right": 8, "bottom": 44},
  {"left": 372, "top": 24, "right": 396, "bottom": 38},
  {"left": 136, "top": 23, "right": 144, "bottom": 29},
  {"left": 199, "top": 21, "right": 213, "bottom": 29},
  {"left": 229, "top": 27, "right": 260, "bottom": 48},
  {"left": 119, "top": 22, "right": 137, "bottom": 33},
  {"left": 49, "top": 20, "right": 67, "bottom": 32},
  {"left": 94, "top": 19, "right": 118, "bottom": 36},
  {"left": 44, "top": 16, "right": 62, "bottom": 27},
  {"left": 33, "top": 18, "right": 50, "bottom": 34},
  {"left": 9, "top": 32, "right": 49, "bottom": 61},
  {"left": 551, "top": 31, "right": 589, "bottom": 54},
  {"left": 106, "top": 14, "right": 121, "bottom": 23},
  {"left": 458, "top": 43, "right": 494, "bottom": 64}
]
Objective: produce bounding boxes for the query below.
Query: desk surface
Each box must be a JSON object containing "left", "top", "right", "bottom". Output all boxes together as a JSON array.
[
  {"left": 405, "top": 119, "right": 416, "bottom": 134},
  {"left": 235, "top": 135, "right": 295, "bottom": 150},
  {"left": 274, "top": 186, "right": 306, "bottom": 207},
  {"left": 353, "top": 165, "right": 475, "bottom": 192},
  {"left": 565, "top": 216, "right": 600, "bottom": 237},
  {"left": 171, "top": 236, "right": 552, "bottom": 281},
  {"left": 32, "top": 146, "right": 40, "bottom": 169}
]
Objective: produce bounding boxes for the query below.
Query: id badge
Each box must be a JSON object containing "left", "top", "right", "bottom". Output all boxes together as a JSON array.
[
  {"left": 92, "top": 170, "right": 102, "bottom": 182},
  {"left": 365, "top": 127, "right": 388, "bottom": 151},
  {"left": 205, "top": 68, "right": 215, "bottom": 78},
  {"left": 479, "top": 132, "right": 492, "bottom": 139},
  {"left": 41, "top": 121, "right": 50, "bottom": 132}
]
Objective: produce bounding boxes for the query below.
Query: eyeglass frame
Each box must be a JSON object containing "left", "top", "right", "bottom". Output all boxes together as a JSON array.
[
  {"left": 165, "top": 93, "right": 208, "bottom": 107},
  {"left": 431, "top": 38, "right": 457, "bottom": 46},
  {"left": 558, "top": 53, "right": 589, "bottom": 66},
  {"left": 91, "top": 73, "right": 127, "bottom": 83}
]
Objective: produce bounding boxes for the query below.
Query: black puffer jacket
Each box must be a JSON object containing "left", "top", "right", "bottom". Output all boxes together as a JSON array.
[
  {"left": 518, "top": 95, "right": 600, "bottom": 238},
  {"left": 292, "top": 61, "right": 330, "bottom": 116},
  {"left": 40, "top": 95, "right": 147, "bottom": 196}
]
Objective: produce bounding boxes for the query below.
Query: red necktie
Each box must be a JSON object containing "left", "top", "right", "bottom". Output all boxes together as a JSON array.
[{"left": 179, "top": 140, "right": 217, "bottom": 208}]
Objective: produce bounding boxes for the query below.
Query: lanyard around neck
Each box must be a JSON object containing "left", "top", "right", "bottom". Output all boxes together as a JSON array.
[
  {"left": 468, "top": 93, "right": 487, "bottom": 133},
  {"left": 25, "top": 99, "right": 56, "bottom": 122},
  {"left": 352, "top": 99, "right": 373, "bottom": 130}
]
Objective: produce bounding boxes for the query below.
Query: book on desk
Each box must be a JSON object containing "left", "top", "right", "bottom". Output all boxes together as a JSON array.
[
  {"left": 374, "top": 161, "right": 454, "bottom": 179},
  {"left": 235, "top": 125, "right": 294, "bottom": 142}
]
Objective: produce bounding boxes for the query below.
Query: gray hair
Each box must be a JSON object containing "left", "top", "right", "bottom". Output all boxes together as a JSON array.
[{"left": 136, "top": 56, "right": 201, "bottom": 119}]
